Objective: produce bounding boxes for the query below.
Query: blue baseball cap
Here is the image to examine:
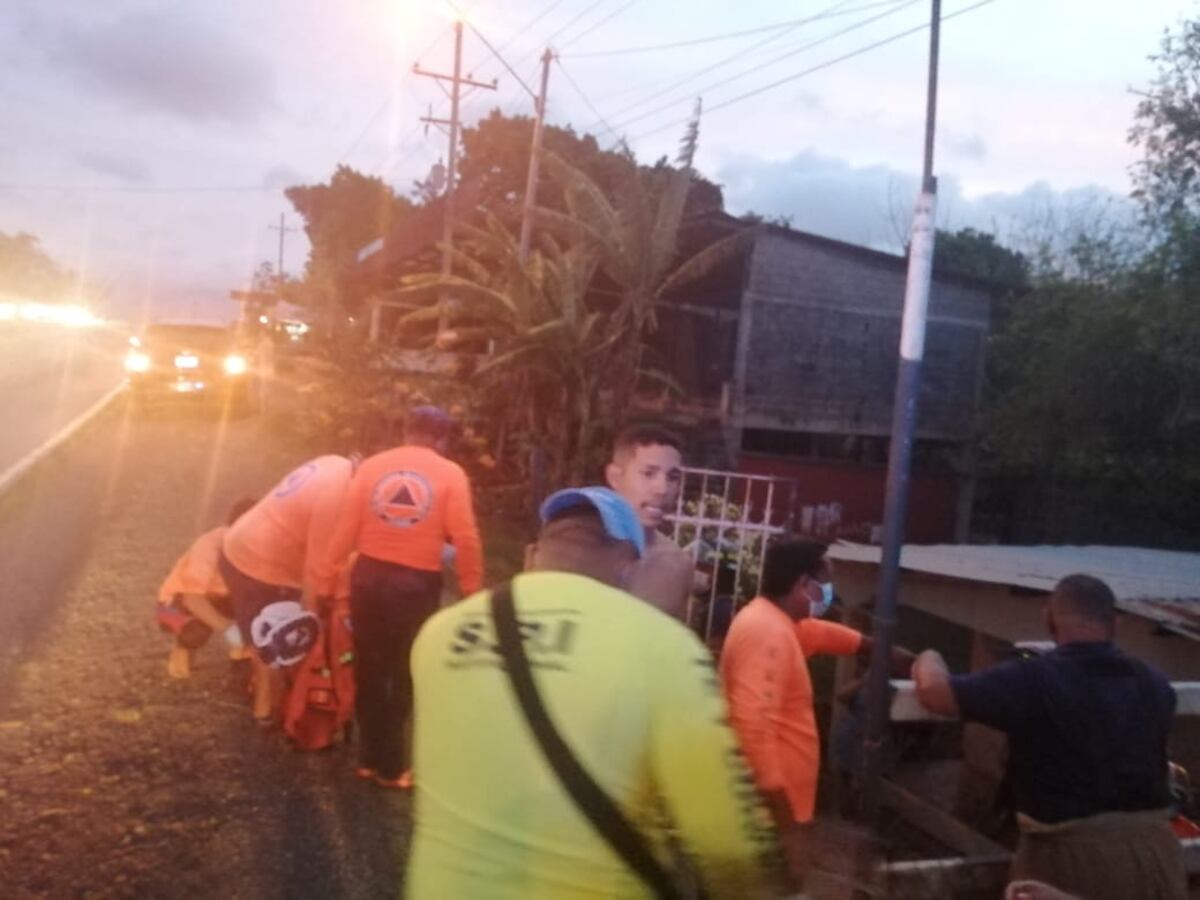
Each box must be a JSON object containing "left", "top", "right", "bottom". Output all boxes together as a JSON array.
[
  {"left": 406, "top": 405, "right": 454, "bottom": 438},
  {"left": 539, "top": 487, "right": 646, "bottom": 557}
]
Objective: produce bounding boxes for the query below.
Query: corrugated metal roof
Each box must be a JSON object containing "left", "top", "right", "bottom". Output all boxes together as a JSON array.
[{"left": 828, "top": 543, "right": 1200, "bottom": 640}]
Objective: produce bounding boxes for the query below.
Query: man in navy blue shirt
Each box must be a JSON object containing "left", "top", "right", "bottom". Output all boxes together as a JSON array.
[{"left": 913, "top": 574, "right": 1185, "bottom": 900}]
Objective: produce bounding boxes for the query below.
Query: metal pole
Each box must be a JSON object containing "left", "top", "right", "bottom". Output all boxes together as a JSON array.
[
  {"left": 859, "top": 0, "right": 941, "bottom": 824},
  {"left": 439, "top": 19, "right": 464, "bottom": 332},
  {"left": 518, "top": 49, "right": 554, "bottom": 263}
]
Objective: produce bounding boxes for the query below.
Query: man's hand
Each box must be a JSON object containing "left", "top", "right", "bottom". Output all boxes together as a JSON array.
[
  {"left": 855, "top": 637, "right": 917, "bottom": 676},
  {"left": 912, "top": 649, "right": 960, "bottom": 717}
]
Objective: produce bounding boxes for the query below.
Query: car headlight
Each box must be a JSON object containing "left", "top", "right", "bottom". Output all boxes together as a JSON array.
[
  {"left": 223, "top": 354, "right": 248, "bottom": 375},
  {"left": 124, "top": 351, "right": 151, "bottom": 373}
]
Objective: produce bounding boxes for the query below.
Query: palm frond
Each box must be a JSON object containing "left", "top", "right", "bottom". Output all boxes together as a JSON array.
[
  {"left": 654, "top": 227, "right": 756, "bottom": 301},
  {"left": 381, "top": 275, "right": 519, "bottom": 320}
]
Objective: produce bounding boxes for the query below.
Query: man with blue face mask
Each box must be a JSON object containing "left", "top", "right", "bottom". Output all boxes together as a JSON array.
[{"left": 720, "top": 539, "right": 914, "bottom": 834}]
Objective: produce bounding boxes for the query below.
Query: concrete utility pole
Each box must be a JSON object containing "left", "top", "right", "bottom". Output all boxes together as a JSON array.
[
  {"left": 415, "top": 21, "right": 496, "bottom": 331},
  {"left": 518, "top": 49, "right": 554, "bottom": 264},
  {"left": 859, "top": 0, "right": 942, "bottom": 824}
]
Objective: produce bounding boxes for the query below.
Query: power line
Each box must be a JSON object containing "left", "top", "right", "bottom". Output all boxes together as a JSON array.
[
  {"left": 557, "top": 0, "right": 639, "bottom": 52},
  {"left": 428, "top": 0, "right": 572, "bottom": 133},
  {"left": 555, "top": 58, "right": 623, "bottom": 142},
  {"left": 564, "top": 0, "right": 903, "bottom": 58},
  {"left": 630, "top": 0, "right": 998, "bottom": 142},
  {"left": 588, "top": 0, "right": 873, "bottom": 130},
  {"left": 0, "top": 182, "right": 276, "bottom": 194},
  {"left": 546, "top": 0, "right": 616, "bottom": 47},
  {"left": 514, "top": 0, "right": 574, "bottom": 37},
  {"left": 336, "top": 26, "right": 452, "bottom": 168},
  {"left": 464, "top": 20, "right": 539, "bottom": 100},
  {"left": 606, "top": 0, "right": 920, "bottom": 134}
]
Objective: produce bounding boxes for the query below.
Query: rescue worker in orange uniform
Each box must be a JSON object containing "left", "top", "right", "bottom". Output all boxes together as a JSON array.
[
  {"left": 720, "top": 539, "right": 913, "bottom": 836},
  {"left": 220, "top": 454, "right": 354, "bottom": 723},
  {"left": 158, "top": 497, "right": 257, "bottom": 679},
  {"left": 320, "top": 406, "right": 483, "bottom": 789}
]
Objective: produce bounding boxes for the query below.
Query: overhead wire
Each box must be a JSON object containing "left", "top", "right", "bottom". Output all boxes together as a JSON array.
[
  {"left": 629, "top": 0, "right": 999, "bottom": 142},
  {"left": 544, "top": 0, "right": 619, "bottom": 47},
  {"left": 563, "top": 0, "right": 903, "bottom": 58},
  {"left": 585, "top": 0, "right": 873, "bottom": 126},
  {"left": 603, "top": 0, "right": 921, "bottom": 134},
  {"left": 557, "top": 0, "right": 640, "bottom": 52},
  {"left": 337, "top": 27, "right": 450, "bottom": 167},
  {"left": 554, "top": 57, "right": 623, "bottom": 143},
  {"left": 0, "top": 182, "right": 278, "bottom": 194}
]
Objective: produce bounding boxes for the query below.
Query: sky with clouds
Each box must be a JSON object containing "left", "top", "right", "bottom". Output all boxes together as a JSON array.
[{"left": 0, "top": 0, "right": 1194, "bottom": 320}]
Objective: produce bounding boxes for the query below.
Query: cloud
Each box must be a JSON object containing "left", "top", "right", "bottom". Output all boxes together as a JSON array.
[
  {"left": 944, "top": 132, "right": 988, "bottom": 162},
  {"left": 715, "top": 149, "right": 1134, "bottom": 253},
  {"left": 37, "top": 9, "right": 276, "bottom": 125},
  {"left": 76, "top": 152, "right": 150, "bottom": 183}
]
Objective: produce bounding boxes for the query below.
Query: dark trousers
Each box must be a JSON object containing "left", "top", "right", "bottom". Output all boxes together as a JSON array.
[{"left": 350, "top": 554, "right": 442, "bottom": 780}]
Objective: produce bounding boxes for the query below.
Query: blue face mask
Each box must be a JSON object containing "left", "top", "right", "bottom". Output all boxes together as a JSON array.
[{"left": 811, "top": 582, "right": 835, "bottom": 618}]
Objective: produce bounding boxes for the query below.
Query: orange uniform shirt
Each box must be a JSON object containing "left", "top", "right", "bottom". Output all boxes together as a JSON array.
[
  {"left": 222, "top": 455, "right": 353, "bottom": 592},
  {"left": 158, "top": 526, "right": 228, "bottom": 603},
  {"left": 322, "top": 445, "right": 483, "bottom": 596},
  {"left": 719, "top": 598, "right": 863, "bottom": 823}
]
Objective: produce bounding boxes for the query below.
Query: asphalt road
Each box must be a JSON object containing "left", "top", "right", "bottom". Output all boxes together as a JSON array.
[
  {"left": 0, "top": 394, "right": 412, "bottom": 898},
  {"left": 0, "top": 322, "right": 128, "bottom": 477}
]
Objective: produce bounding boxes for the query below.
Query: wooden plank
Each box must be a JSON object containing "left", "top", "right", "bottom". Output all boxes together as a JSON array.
[
  {"left": 882, "top": 855, "right": 1011, "bottom": 899},
  {"left": 882, "top": 837, "right": 1200, "bottom": 899},
  {"left": 879, "top": 778, "right": 1010, "bottom": 858},
  {"left": 889, "top": 680, "right": 1200, "bottom": 721}
]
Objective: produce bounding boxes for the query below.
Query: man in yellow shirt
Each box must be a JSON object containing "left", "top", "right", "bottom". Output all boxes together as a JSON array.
[{"left": 407, "top": 487, "right": 780, "bottom": 899}]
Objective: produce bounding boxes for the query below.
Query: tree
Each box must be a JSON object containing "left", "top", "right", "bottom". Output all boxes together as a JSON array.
[
  {"left": 456, "top": 110, "right": 637, "bottom": 230},
  {"left": 934, "top": 227, "right": 1031, "bottom": 329},
  {"left": 457, "top": 109, "right": 726, "bottom": 230},
  {"left": 535, "top": 153, "right": 750, "bottom": 416},
  {"left": 0, "top": 231, "right": 71, "bottom": 300},
  {"left": 285, "top": 166, "right": 415, "bottom": 315},
  {"left": 380, "top": 217, "right": 623, "bottom": 485},
  {"left": 1130, "top": 19, "right": 1200, "bottom": 227},
  {"left": 934, "top": 228, "right": 1030, "bottom": 293},
  {"left": 676, "top": 98, "right": 702, "bottom": 172}
]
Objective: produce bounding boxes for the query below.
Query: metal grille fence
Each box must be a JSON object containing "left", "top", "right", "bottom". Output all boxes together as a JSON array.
[{"left": 665, "top": 467, "right": 800, "bottom": 643}]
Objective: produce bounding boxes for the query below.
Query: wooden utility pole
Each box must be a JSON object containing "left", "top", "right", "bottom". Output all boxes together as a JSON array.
[
  {"left": 266, "top": 213, "right": 297, "bottom": 321},
  {"left": 415, "top": 21, "right": 496, "bottom": 330},
  {"left": 518, "top": 49, "right": 554, "bottom": 263},
  {"left": 859, "top": 0, "right": 943, "bottom": 825}
]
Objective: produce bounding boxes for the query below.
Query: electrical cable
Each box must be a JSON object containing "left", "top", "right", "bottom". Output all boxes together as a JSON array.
[
  {"left": 629, "top": 0, "right": 998, "bottom": 142},
  {"left": 554, "top": 58, "right": 623, "bottom": 143},
  {"left": 605, "top": 0, "right": 920, "bottom": 133},
  {"left": 557, "top": 0, "right": 639, "bottom": 52},
  {"left": 564, "top": 0, "right": 904, "bottom": 58}
]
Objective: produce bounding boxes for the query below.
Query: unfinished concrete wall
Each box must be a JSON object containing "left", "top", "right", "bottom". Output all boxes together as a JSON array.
[{"left": 734, "top": 232, "right": 990, "bottom": 441}]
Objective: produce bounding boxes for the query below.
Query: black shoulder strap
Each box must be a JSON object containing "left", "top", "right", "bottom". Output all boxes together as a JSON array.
[{"left": 489, "top": 581, "right": 682, "bottom": 900}]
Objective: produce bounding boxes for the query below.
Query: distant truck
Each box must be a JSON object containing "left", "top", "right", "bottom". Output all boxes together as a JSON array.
[{"left": 123, "top": 322, "right": 259, "bottom": 414}]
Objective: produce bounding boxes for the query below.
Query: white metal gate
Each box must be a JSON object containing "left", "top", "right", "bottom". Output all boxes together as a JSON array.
[{"left": 664, "top": 466, "right": 800, "bottom": 642}]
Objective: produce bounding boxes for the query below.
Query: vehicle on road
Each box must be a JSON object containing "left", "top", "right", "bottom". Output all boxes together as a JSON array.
[{"left": 124, "top": 323, "right": 258, "bottom": 413}]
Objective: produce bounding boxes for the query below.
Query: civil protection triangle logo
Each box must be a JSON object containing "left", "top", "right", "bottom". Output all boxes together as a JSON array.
[{"left": 370, "top": 470, "right": 434, "bottom": 527}]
